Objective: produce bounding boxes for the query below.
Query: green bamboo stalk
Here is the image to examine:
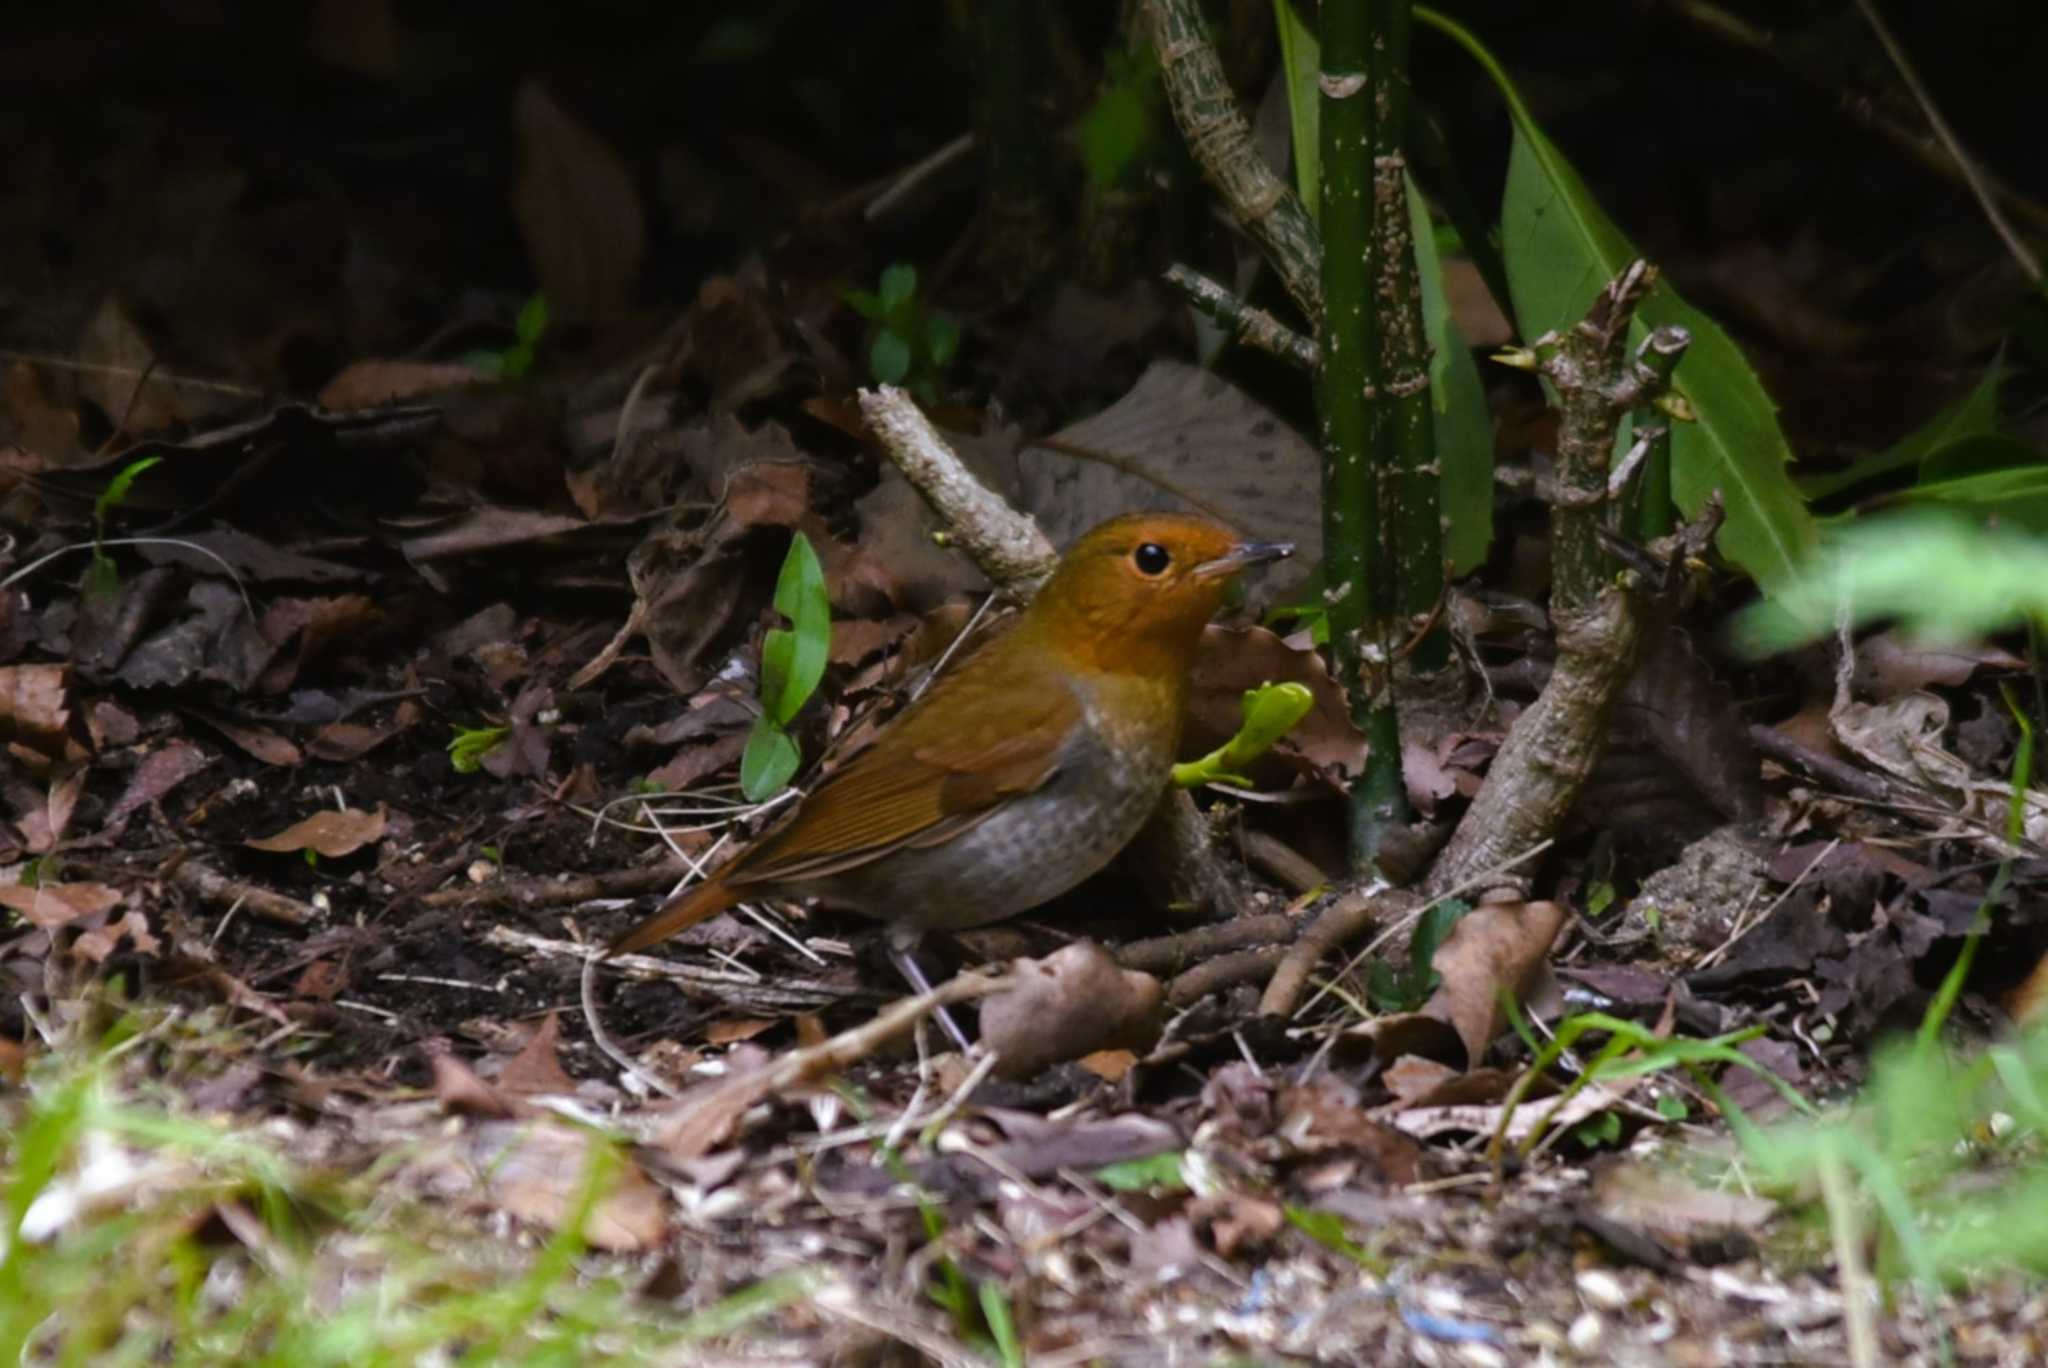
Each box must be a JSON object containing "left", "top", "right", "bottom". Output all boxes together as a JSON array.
[
  {"left": 1317, "top": 0, "right": 1404, "bottom": 870},
  {"left": 1367, "top": 0, "right": 1447, "bottom": 672}
]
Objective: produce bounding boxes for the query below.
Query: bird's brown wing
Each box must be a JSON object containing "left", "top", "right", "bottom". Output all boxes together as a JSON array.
[{"left": 729, "top": 680, "right": 1081, "bottom": 884}]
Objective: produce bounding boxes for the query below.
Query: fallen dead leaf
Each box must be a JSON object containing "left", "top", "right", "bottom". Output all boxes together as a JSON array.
[
  {"left": 979, "top": 941, "right": 1165, "bottom": 1079},
  {"left": 498, "top": 1013, "right": 579, "bottom": 1096},
  {"left": 510, "top": 80, "right": 645, "bottom": 324},
  {"left": 1417, "top": 899, "right": 1569, "bottom": 1068},
  {"left": 246, "top": 805, "right": 388, "bottom": 858},
  {"left": 0, "top": 881, "right": 123, "bottom": 930}
]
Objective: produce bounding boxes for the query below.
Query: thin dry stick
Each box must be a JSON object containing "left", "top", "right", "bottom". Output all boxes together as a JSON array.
[
  {"left": 1847, "top": 0, "right": 2042, "bottom": 284},
  {"left": 857, "top": 385, "right": 1056, "bottom": 595},
  {"left": 1258, "top": 883, "right": 1389, "bottom": 1017},
  {"left": 642, "top": 969, "right": 1002, "bottom": 1158}
]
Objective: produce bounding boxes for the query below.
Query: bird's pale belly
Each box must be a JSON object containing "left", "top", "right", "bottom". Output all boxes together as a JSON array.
[{"left": 797, "top": 726, "right": 1172, "bottom": 933}]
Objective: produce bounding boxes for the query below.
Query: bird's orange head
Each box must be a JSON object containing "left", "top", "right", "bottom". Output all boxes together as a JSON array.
[{"left": 1022, "top": 513, "right": 1292, "bottom": 676}]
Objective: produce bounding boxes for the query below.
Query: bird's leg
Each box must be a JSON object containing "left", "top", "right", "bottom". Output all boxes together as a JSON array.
[{"left": 886, "top": 927, "right": 973, "bottom": 1052}]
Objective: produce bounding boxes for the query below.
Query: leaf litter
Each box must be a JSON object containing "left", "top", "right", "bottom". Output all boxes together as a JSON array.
[{"left": 0, "top": 22, "right": 2042, "bottom": 1362}]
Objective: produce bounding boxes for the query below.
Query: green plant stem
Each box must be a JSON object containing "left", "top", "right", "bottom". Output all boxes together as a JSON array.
[
  {"left": 1366, "top": 0, "right": 1446, "bottom": 672},
  {"left": 1316, "top": 0, "right": 1402, "bottom": 871}
]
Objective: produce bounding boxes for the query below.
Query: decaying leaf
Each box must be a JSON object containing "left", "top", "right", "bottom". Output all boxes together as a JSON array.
[
  {"left": 0, "top": 881, "right": 123, "bottom": 930},
  {"left": 979, "top": 941, "right": 1165, "bottom": 1079},
  {"left": 1016, "top": 361, "right": 1318, "bottom": 598},
  {"left": 246, "top": 805, "right": 388, "bottom": 857},
  {"left": 510, "top": 80, "right": 645, "bottom": 324}
]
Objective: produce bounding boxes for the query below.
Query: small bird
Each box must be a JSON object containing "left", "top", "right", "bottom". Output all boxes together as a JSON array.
[{"left": 611, "top": 512, "right": 1292, "bottom": 977}]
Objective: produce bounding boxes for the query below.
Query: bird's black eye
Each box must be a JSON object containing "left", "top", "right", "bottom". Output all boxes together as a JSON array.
[{"left": 1133, "top": 542, "right": 1172, "bottom": 576}]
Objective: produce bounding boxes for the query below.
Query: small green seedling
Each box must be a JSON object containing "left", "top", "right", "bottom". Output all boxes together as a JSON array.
[
  {"left": 447, "top": 724, "right": 511, "bottom": 775},
  {"left": 88, "top": 455, "right": 162, "bottom": 595},
  {"left": 740, "top": 532, "right": 831, "bottom": 802},
  {"left": 1367, "top": 898, "right": 1472, "bottom": 1013},
  {"left": 1172, "top": 681, "right": 1314, "bottom": 788},
  {"left": 466, "top": 292, "right": 550, "bottom": 380},
  {"left": 844, "top": 264, "right": 959, "bottom": 401}
]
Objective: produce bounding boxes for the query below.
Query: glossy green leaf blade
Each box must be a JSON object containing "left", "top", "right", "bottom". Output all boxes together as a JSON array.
[
  {"left": 1409, "top": 178, "right": 1494, "bottom": 575},
  {"left": 1272, "top": 0, "right": 1321, "bottom": 217},
  {"left": 740, "top": 717, "right": 800, "bottom": 801},
  {"left": 762, "top": 532, "right": 830, "bottom": 725},
  {"left": 1798, "top": 357, "right": 2004, "bottom": 500},
  {"left": 1891, "top": 462, "right": 2048, "bottom": 529},
  {"left": 1501, "top": 126, "right": 1815, "bottom": 594}
]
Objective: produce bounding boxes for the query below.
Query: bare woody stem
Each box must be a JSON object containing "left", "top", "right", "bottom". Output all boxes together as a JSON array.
[
  {"left": 1425, "top": 264, "right": 1692, "bottom": 896},
  {"left": 1144, "top": 0, "right": 1325, "bottom": 327},
  {"left": 1163, "top": 265, "right": 1319, "bottom": 370}
]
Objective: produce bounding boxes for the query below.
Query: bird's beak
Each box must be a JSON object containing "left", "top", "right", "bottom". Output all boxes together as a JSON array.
[{"left": 1193, "top": 540, "right": 1295, "bottom": 579}]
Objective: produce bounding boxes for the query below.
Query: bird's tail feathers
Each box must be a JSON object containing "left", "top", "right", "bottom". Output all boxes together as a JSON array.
[{"left": 609, "top": 878, "right": 742, "bottom": 955}]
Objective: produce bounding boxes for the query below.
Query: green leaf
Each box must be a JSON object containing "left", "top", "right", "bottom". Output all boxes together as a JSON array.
[
  {"left": 759, "top": 532, "right": 830, "bottom": 725},
  {"left": 1411, "top": 898, "right": 1470, "bottom": 979},
  {"left": 1735, "top": 510, "right": 2048, "bottom": 652},
  {"left": 94, "top": 455, "right": 163, "bottom": 529},
  {"left": 978, "top": 1282, "right": 1024, "bottom": 1368},
  {"left": 1655, "top": 1094, "right": 1689, "bottom": 1121},
  {"left": 1171, "top": 681, "right": 1314, "bottom": 787},
  {"left": 1418, "top": 8, "right": 1817, "bottom": 596},
  {"left": 1408, "top": 177, "right": 1494, "bottom": 575},
  {"left": 514, "top": 292, "right": 550, "bottom": 348},
  {"left": 924, "top": 312, "right": 961, "bottom": 370},
  {"left": 1271, "top": 0, "right": 1321, "bottom": 217},
  {"left": 878, "top": 263, "right": 918, "bottom": 315},
  {"left": 1283, "top": 1205, "right": 1387, "bottom": 1273},
  {"left": 1094, "top": 1151, "right": 1188, "bottom": 1192},
  {"left": 842, "top": 287, "right": 884, "bottom": 320},
  {"left": 1917, "top": 432, "right": 2043, "bottom": 484},
  {"left": 447, "top": 724, "right": 511, "bottom": 775},
  {"left": 1891, "top": 461, "right": 2048, "bottom": 529},
  {"left": 1074, "top": 52, "right": 1158, "bottom": 190},
  {"left": 1573, "top": 1111, "right": 1623, "bottom": 1148},
  {"left": 1799, "top": 356, "right": 2005, "bottom": 500},
  {"left": 740, "top": 716, "right": 800, "bottom": 801},
  {"left": 870, "top": 330, "right": 912, "bottom": 385}
]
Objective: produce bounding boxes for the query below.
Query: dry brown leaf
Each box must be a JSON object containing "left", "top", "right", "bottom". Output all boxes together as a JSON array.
[
  {"left": 979, "top": 941, "right": 1165, "bottom": 1079},
  {"left": 72, "top": 910, "right": 159, "bottom": 962},
  {"left": 1017, "top": 361, "right": 1318, "bottom": 598},
  {"left": 1417, "top": 900, "right": 1569, "bottom": 1069},
  {"left": 510, "top": 81, "right": 644, "bottom": 323},
  {"left": 246, "top": 805, "right": 388, "bottom": 857},
  {"left": 498, "top": 1013, "right": 579, "bottom": 1096},
  {"left": 415, "top": 1119, "right": 668, "bottom": 1254},
  {"left": 191, "top": 709, "right": 303, "bottom": 767},
  {"left": 0, "top": 881, "right": 122, "bottom": 930},
  {"left": 0, "top": 664, "right": 72, "bottom": 765},
  {"left": 703, "top": 1018, "right": 777, "bottom": 1046},
  {"left": 1854, "top": 628, "right": 2025, "bottom": 699},
  {"left": 1187, "top": 624, "right": 1366, "bottom": 783},
  {"left": 77, "top": 295, "right": 179, "bottom": 435},
  {"left": 105, "top": 741, "right": 212, "bottom": 831}
]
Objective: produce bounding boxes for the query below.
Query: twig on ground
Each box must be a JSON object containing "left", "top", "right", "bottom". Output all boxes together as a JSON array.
[
  {"left": 640, "top": 968, "right": 1001, "bottom": 1159},
  {"left": 1258, "top": 884, "right": 1389, "bottom": 1017},
  {"left": 1117, "top": 912, "right": 1305, "bottom": 975},
  {"left": 485, "top": 926, "right": 861, "bottom": 1012},
  {"left": 1167, "top": 946, "right": 1290, "bottom": 1005},
  {"left": 169, "top": 861, "right": 318, "bottom": 928}
]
